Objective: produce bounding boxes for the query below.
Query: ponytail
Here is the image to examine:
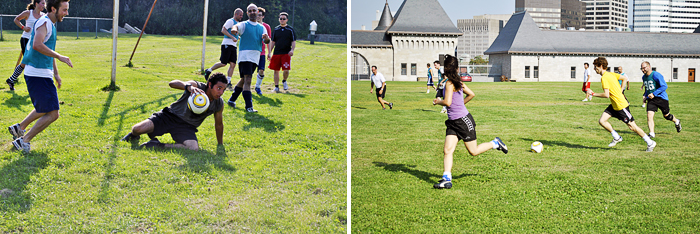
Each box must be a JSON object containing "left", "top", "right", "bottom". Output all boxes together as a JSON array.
[{"left": 443, "top": 55, "right": 462, "bottom": 91}]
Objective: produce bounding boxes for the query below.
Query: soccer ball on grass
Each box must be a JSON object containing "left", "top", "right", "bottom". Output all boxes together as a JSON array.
[{"left": 531, "top": 141, "right": 543, "bottom": 153}]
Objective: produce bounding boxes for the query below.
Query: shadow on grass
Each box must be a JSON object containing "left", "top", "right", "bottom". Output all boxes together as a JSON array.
[
  {"left": 351, "top": 106, "right": 366, "bottom": 110},
  {"left": 521, "top": 138, "right": 609, "bottom": 150},
  {"left": 2, "top": 91, "right": 31, "bottom": 111},
  {"left": 373, "top": 162, "right": 476, "bottom": 185},
  {"left": 242, "top": 112, "right": 285, "bottom": 133},
  {"left": 0, "top": 151, "right": 49, "bottom": 213},
  {"left": 252, "top": 94, "right": 284, "bottom": 107},
  {"left": 173, "top": 145, "right": 236, "bottom": 173}
]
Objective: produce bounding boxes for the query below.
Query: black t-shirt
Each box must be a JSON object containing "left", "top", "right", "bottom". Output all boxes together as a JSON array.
[
  {"left": 271, "top": 25, "right": 297, "bottom": 55},
  {"left": 167, "top": 82, "right": 224, "bottom": 127}
]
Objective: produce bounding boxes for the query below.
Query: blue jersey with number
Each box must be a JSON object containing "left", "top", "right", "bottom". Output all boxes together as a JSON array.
[{"left": 642, "top": 71, "right": 669, "bottom": 101}]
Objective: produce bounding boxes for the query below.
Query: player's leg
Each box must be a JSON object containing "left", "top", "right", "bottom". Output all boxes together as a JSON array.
[
  {"left": 599, "top": 110, "right": 623, "bottom": 147},
  {"left": 226, "top": 62, "right": 236, "bottom": 83},
  {"left": 646, "top": 111, "right": 655, "bottom": 137},
  {"left": 435, "top": 135, "right": 459, "bottom": 189},
  {"left": 627, "top": 120, "right": 656, "bottom": 151},
  {"left": 273, "top": 70, "right": 281, "bottom": 92},
  {"left": 377, "top": 97, "right": 387, "bottom": 109},
  {"left": 9, "top": 109, "right": 44, "bottom": 139},
  {"left": 659, "top": 100, "right": 681, "bottom": 132},
  {"left": 463, "top": 140, "right": 493, "bottom": 156},
  {"left": 282, "top": 70, "right": 290, "bottom": 90},
  {"left": 255, "top": 55, "right": 266, "bottom": 94},
  {"left": 164, "top": 140, "right": 199, "bottom": 151},
  {"left": 22, "top": 110, "right": 59, "bottom": 143},
  {"left": 282, "top": 55, "right": 291, "bottom": 90}
]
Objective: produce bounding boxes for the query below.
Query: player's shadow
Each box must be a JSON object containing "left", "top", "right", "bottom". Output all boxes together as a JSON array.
[
  {"left": 2, "top": 91, "right": 31, "bottom": 111},
  {"left": 373, "top": 162, "right": 476, "bottom": 185},
  {"left": 0, "top": 151, "right": 49, "bottom": 213},
  {"left": 521, "top": 138, "right": 608, "bottom": 150},
  {"left": 252, "top": 94, "right": 284, "bottom": 107},
  {"left": 351, "top": 106, "right": 366, "bottom": 110},
  {"left": 98, "top": 92, "right": 178, "bottom": 127},
  {"left": 173, "top": 145, "right": 236, "bottom": 174},
  {"left": 242, "top": 112, "right": 285, "bottom": 132}
]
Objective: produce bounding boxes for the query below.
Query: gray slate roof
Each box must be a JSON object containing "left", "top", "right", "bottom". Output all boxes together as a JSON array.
[
  {"left": 351, "top": 30, "right": 392, "bottom": 47},
  {"left": 387, "top": 0, "right": 462, "bottom": 35},
  {"left": 485, "top": 11, "right": 700, "bottom": 56},
  {"left": 374, "top": 3, "right": 394, "bottom": 31}
]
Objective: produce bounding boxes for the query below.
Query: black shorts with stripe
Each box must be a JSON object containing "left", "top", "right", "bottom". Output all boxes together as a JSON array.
[
  {"left": 445, "top": 113, "right": 477, "bottom": 142},
  {"left": 647, "top": 97, "right": 670, "bottom": 115},
  {"left": 604, "top": 105, "right": 634, "bottom": 124}
]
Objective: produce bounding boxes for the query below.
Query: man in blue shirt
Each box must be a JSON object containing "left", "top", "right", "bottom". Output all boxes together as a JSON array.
[{"left": 640, "top": 61, "right": 681, "bottom": 138}]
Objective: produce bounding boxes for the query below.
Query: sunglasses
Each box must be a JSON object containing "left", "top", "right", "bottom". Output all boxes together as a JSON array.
[{"left": 280, "top": 18, "right": 287, "bottom": 20}]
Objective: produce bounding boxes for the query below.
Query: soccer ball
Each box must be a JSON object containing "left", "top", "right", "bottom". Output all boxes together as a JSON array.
[
  {"left": 188, "top": 92, "right": 210, "bottom": 114},
  {"left": 531, "top": 141, "right": 543, "bottom": 153}
]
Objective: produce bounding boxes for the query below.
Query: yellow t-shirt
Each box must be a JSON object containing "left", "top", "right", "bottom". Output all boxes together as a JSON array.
[{"left": 601, "top": 71, "right": 628, "bottom": 110}]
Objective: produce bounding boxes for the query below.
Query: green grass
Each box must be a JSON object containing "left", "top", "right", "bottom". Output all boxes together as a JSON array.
[
  {"left": 0, "top": 30, "right": 346, "bottom": 232},
  {"left": 351, "top": 81, "right": 700, "bottom": 233}
]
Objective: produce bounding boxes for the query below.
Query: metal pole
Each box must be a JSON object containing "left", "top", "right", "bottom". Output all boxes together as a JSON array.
[
  {"left": 201, "top": 0, "right": 209, "bottom": 71},
  {"left": 2, "top": 16, "right": 4, "bottom": 41},
  {"left": 95, "top": 19, "right": 98, "bottom": 38},
  {"left": 292, "top": 0, "right": 295, "bottom": 28},
  {"left": 129, "top": 0, "right": 158, "bottom": 64},
  {"left": 112, "top": 0, "right": 120, "bottom": 85},
  {"left": 76, "top": 18, "right": 79, "bottom": 39}
]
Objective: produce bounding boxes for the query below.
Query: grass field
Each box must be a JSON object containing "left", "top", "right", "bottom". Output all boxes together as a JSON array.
[
  {"left": 351, "top": 81, "right": 700, "bottom": 232},
  {"left": 0, "top": 30, "right": 346, "bottom": 232}
]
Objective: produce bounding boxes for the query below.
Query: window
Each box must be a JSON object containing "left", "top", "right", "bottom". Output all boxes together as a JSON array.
[
  {"left": 525, "top": 66, "right": 530, "bottom": 78},
  {"left": 411, "top": 63, "right": 417, "bottom": 76},
  {"left": 673, "top": 68, "right": 678, "bottom": 79},
  {"left": 614, "top": 67, "right": 619, "bottom": 73},
  {"left": 606, "top": 67, "right": 611, "bottom": 72},
  {"left": 571, "top": 67, "right": 576, "bottom": 79},
  {"left": 652, "top": 67, "right": 656, "bottom": 71},
  {"left": 534, "top": 66, "right": 539, "bottom": 78},
  {"left": 401, "top": 63, "right": 407, "bottom": 75}
]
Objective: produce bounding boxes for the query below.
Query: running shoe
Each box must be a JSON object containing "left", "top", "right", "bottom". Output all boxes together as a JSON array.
[
  {"left": 433, "top": 179, "right": 452, "bottom": 189},
  {"left": 204, "top": 69, "right": 211, "bottom": 81},
  {"left": 8, "top": 123, "right": 24, "bottom": 140},
  {"left": 140, "top": 138, "right": 164, "bottom": 149},
  {"left": 12, "top": 137, "right": 30, "bottom": 153},
  {"left": 646, "top": 140, "right": 657, "bottom": 152},
  {"left": 6, "top": 79, "right": 14, "bottom": 91},
  {"left": 283, "top": 80, "right": 289, "bottom": 90},
  {"left": 246, "top": 107, "right": 258, "bottom": 113},
  {"left": 255, "top": 87, "right": 262, "bottom": 95},
  {"left": 273, "top": 87, "right": 280, "bottom": 93},
  {"left": 494, "top": 137, "right": 508, "bottom": 154},
  {"left": 388, "top": 103, "right": 393, "bottom": 109},
  {"left": 227, "top": 100, "right": 236, "bottom": 108},
  {"left": 608, "top": 137, "right": 623, "bottom": 147},
  {"left": 675, "top": 120, "right": 682, "bottom": 133},
  {"left": 121, "top": 132, "right": 140, "bottom": 143}
]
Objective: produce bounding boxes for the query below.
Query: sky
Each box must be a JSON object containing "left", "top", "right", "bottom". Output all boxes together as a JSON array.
[{"left": 351, "top": 0, "right": 516, "bottom": 30}]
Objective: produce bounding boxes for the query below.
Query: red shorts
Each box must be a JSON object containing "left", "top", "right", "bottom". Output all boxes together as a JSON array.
[
  {"left": 268, "top": 54, "right": 292, "bottom": 71},
  {"left": 582, "top": 82, "right": 591, "bottom": 92}
]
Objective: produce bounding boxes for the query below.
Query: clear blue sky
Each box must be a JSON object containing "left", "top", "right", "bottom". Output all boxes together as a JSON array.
[{"left": 351, "top": 0, "right": 516, "bottom": 30}]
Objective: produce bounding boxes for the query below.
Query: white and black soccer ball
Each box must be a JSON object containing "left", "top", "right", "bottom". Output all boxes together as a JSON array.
[
  {"left": 531, "top": 141, "right": 543, "bottom": 153},
  {"left": 188, "top": 92, "right": 209, "bottom": 114}
]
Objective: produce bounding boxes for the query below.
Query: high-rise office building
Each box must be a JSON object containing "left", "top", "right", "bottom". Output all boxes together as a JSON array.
[
  {"left": 633, "top": 0, "right": 700, "bottom": 33},
  {"left": 456, "top": 15, "right": 510, "bottom": 61},
  {"left": 582, "top": 0, "right": 629, "bottom": 30},
  {"left": 515, "top": 0, "right": 586, "bottom": 29}
]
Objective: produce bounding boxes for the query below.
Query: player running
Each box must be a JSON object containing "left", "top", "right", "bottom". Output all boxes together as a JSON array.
[{"left": 640, "top": 61, "right": 681, "bottom": 138}]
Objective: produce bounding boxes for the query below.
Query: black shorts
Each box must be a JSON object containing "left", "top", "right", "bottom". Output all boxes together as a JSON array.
[
  {"left": 20, "top": 37, "right": 29, "bottom": 54},
  {"left": 238, "top": 61, "right": 257, "bottom": 77},
  {"left": 435, "top": 88, "right": 444, "bottom": 98},
  {"left": 219, "top": 45, "right": 237, "bottom": 64},
  {"left": 376, "top": 86, "right": 386, "bottom": 98},
  {"left": 446, "top": 113, "right": 477, "bottom": 142},
  {"left": 646, "top": 97, "right": 670, "bottom": 115},
  {"left": 604, "top": 105, "right": 634, "bottom": 124},
  {"left": 147, "top": 108, "right": 198, "bottom": 143}
]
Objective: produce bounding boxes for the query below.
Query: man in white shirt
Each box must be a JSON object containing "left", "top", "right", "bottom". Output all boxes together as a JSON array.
[
  {"left": 369, "top": 66, "right": 393, "bottom": 110},
  {"left": 203, "top": 8, "right": 244, "bottom": 84},
  {"left": 582, "top": 62, "right": 592, "bottom": 101}
]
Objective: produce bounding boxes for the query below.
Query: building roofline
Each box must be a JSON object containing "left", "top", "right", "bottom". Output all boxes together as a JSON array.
[
  {"left": 387, "top": 31, "right": 463, "bottom": 36},
  {"left": 485, "top": 51, "right": 700, "bottom": 58}
]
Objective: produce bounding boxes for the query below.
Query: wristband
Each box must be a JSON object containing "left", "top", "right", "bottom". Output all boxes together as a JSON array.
[{"left": 21, "top": 26, "right": 24, "bottom": 30}]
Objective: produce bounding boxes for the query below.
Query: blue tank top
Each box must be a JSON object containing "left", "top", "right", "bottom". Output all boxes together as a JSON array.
[
  {"left": 22, "top": 15, "right": 56, "bottom": 70},
  {"left": 447, "top": 89, "right": 470, "bottom": 120},
  {"left": 239, "top": 21, "right": 264, "bottom": 52}
]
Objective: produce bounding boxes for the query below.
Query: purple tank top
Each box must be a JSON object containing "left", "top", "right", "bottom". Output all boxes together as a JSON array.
[{"left": 447, "top": 89, "right": 470, "bottom": 120}]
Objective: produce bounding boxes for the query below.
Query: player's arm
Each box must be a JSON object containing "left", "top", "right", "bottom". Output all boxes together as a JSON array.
[
  {"left": 379, "top": 82, "right": 386, "bottom": 94},
  {"left": 267, "top": 40, "right": 275, "bottom": 59},
  {"left": 169, "top": 80, "right": 203, "bottom": 93},
  {"left": 588, "top": 88, "right": 609, "bottom": 98},
  {"left": 462, "top": 84, "right": 475, "bottom": 104},
  {"left": 434, "top": 81, "right": 455, "bottom": 107},
  {"left": 214, "top": 108, "right": 224, "bottom": 145},
  {"left": 53, "top": 59, "right": 62, "bottom": 89},
  {"left": 619, "top": 75, "right": 628, "bottom": 91},
  {"left": 14, "top": 11, "right": 30, "bottom": 32},
  {"left": 33, "top": 23, "right": 72, "bottom": 68},
  {"left": 221, "top": 26, "right": 237, "bottom": 42},
  {"left": 262, "top": 32, "right": 271, "bottom": 44},
  {"left": 370, "top": 80, "right": 374, "bottom": 93},
  {"left": 652, "top": 74, "right": 667, "bottom": 98},
  {"left": 289, "top": 41, "right": 296, "bottom": 56}
]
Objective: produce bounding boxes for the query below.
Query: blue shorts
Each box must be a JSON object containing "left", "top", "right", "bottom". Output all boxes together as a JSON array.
[
  {"left": 256, "top": 55, "right": 266, "bottom": 72},
  {"left": 25, "top": 75, "right": 59, "bottom": 113}
]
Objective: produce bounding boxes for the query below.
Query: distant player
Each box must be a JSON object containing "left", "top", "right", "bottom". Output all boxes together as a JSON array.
[
  {"left": 432, "top": 55, "right": 507, "bottom": 189},
  {"left": 425, "top": 63, "right": 434, "bottom": 93},
  {"left": 369, "top": 66, "right": 393, "bottom": 110},
  {"left": 121, "top": 73, "right": 227, "bottom": 151},
  {"left": 203, "top": 8, "right": 243, "bottom": 85},
  {"left": 639, "top": 61, "right": 681, "bottom": 138},
  {"left": 253, "top": 7, "right": 272, "bottom": 95},
  {"left": 587, "top": 57, "right": 656, "bottom": 152},
  {"left": 268, "top": 12, "right": 297, "bottom": 93},
  {"left": 8, "top": 0, "right": 73, "bottom": 153},
  {"left": 433, "top": 60, "right": 447, "bottom": 113},
  {"left": 6, "top": 0, "right": 46, "bottom": 91},
  {"left": 582, "top": 62, "right": 592, "bottom": 101}
]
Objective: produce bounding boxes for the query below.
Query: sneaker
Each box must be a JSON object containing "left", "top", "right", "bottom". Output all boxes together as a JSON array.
[
  {"left": 675, "top": 120, "right": 682, "bottom": 133},
  {"left": 120, "top": 132, "right": 140, "bottom": 143},
  {"left": 255, "top": 87, "right": 262, "bottom": 95},
  {"left": 608, "top": 137, "right": 623, "bottom": 147},
  {"left": 433, "top": 179, "right": 452, "bottom": 189},
  {"left": 582, "top": 98, "right": 588, "bottom": 102},
  {"left": 646, "top": 140, "right": 657, "bottom": 152},
  {"left": 494, "top": 137, "right": 508, "bottom": 154},
  {"left": 642, "top": 104, "right": 646, "bottom": 108},
  {"left": 140, "top": 138, "right": 165, "bottom": 150},
  {"left": 12, "top": 137, "right": 30, "bottom": 153},
  {"left": 426, "top": 90, "right": 430, "bottom": 94},
  {"left": 283, "top": 81, "right": 289, "bottom": 90},
  {"left": 204, "top": 69, "right": 211, "bottom": 81},
  {"left": 226, "top": 83, "right": 233, "bottom": 91},
  {"left": 227, "top": 100, "right": 236, "bottom": 108},
  {"left": 589, "top": 96, "right": 593, "bottom": 101},
  {"left": 6, "top": 79, "right": 14, "bottom": 91},
  {"left": 273, "top": 87, "right": 280, "bottom": 93},
  {"left": 388, "top": 103, "right": 393, "bottom": 109},
  {"left": 648, "top": 133, "right": 655, "bottom": 138},
  {"left": 246, "top": 107, "right": 258, "bottom": 113},
  {"left": 8, "top": 123, "right": 24, "bottom": 140}
]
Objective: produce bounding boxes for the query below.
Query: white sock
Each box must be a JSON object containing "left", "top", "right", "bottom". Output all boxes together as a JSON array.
[
  {"left": 611, "top": 130, "right": 621, "bottom": 140},
  {"left": 442, "top": 172, "right": 452, "bottom": 180},
  {"left": 491, "top": 140, "right": 499, "bottom": 149},
  {"left": 206, "top": 68, "right": 212, "bottom": 72},
  {"left": 674, "top": 119, "right": 680, "bottom": 124},
  {"left": 649, "top": 132, "right": 655, "bottom": 137},
  {"left": 226, "top": 76, "right": 231, "bottom": 84},
  {"left": 642, "top": 135, "right": 653, "bottom": 145},
  {"left": 256, "top": 75, "right": 263, "bottom": 88}
]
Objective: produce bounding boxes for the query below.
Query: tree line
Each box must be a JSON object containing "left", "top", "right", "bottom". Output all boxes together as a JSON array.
[{"left": 1, "top": 0, "right": 346, "bottom": 39}]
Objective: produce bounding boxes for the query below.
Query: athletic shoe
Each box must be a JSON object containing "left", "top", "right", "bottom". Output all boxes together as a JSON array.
[
  {"left": 6, "top": 79, "right": 14, "bottom": 91},
  {"left": 246, "top": 107, "right": 258, "bottom": 113},
  {"left": 283, "top": 81, "right": 289, "bottom": 90},
  {"left": 8, "top": 123, "right": 24, "bottom": 140},
  {"left": 426, "top": 90, "right": 430, "bottom": 94},
  {"left": 433, "top": 179, "right": 452, "bottom": 189},
  {"left": 675, "top": 120, "right": 682, "bottom": 133},
  {"left": 646, "top": 140, "right": 657, "bottom": 152},
  {"left": 273, "top": 87, "right": 280, "bottom": 93},
  {"left": 582, "top": 98, "right": 588, "bottom": 102},
  {"left": 121, "top": 132, "right": 140, "bottom": 143},
  {"left": 608, "top": 137, "right": 623, "bottom": 147},
  {"left": 494, "top": 137, "right": 508, "bottom": 154},
  {"left": 227, "top": 100, "right": 236, "bottom": 108},
  {"left": 388, "top": 103, "right": 393, "bottom": 109},
  {"left": 140, "top": 138, "right": 164, "bottom": 150},
  {"left": 642, "top": 104, "right": 646, "bottom": 108},
  {"left": 648, "top": 133, "right": 655, "bottom": 138},
  {"left": 255, "top": 87, "right": 262, "bottom": 95},
  {"left": 12, "top": 137, "right": 30, "bottom": 153},
  {"left": 589, "top": 96, "right": 593, "bottom": 101},
  {"left": 204, "top": 69, "right": 211, "bottom": 81}
]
